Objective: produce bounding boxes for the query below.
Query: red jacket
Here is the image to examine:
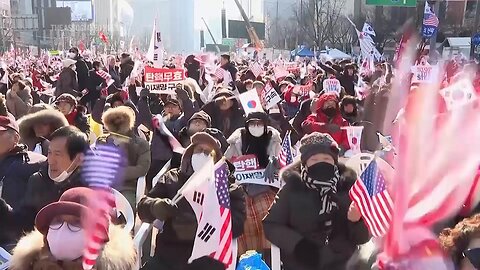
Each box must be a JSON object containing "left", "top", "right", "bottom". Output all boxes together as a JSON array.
[{"left": 301, "top": 93, "right": 350, "bottom": 150}]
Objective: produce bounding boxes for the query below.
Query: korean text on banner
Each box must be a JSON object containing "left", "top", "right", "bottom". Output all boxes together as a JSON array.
[
  {"left": 144, "top": 66, "right": 185, "bottom": 94},
  {"left": 239, "top": 89, "right": 264, "bottom": 114},
  {"left": 231, "top": 155, "right": 282, "bottom": 189},
  {"left": 323, "top": 78, "right": 341, "bottom": 95},
  {"left": 263, "top": 83, "right": 282, "bottom": 109}
]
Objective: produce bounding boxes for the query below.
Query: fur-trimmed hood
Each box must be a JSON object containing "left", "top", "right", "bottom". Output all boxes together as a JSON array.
[
  {"left": 18, "top": 109, "right": 68, "bottom": 143},
  {"left": 280, "top": 160, "right": 358, "bottom": 193},
  {"left": 101, "top": 106, "right": 135, "bottom": 135},
  {"left": 9, "top": 224, "right": 137, "bottom": 270}
]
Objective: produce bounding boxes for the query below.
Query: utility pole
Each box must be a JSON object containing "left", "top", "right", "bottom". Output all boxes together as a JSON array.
[
  {"left": 429, "top": 0, "right": 440, "bottom": 60},
  {"left": 470, "top": 0, "right": 480, "bottom": 59}
]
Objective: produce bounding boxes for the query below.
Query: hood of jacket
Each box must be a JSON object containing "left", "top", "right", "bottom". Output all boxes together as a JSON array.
[
  {"left": 101, "top": 106, "right": 135, "bottom": 135},
  {"left": 9, "top": 224, "right": 136, "bottom": 270},
  {"left": 18, "top": 109, "right": 68, "bottom": 143}
]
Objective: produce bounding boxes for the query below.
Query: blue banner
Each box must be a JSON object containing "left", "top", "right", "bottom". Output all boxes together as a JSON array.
[{"left": 422, "top": 25, "right": 437, "bottom": 38}]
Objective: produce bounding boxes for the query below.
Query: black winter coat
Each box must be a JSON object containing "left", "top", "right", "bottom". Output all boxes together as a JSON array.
[
  {"left": 263, "top": 162, "right": 370, "bottom": 270},
  {"left": 138, "top": 168, "right": 246, "bottom": 269},
  {"left": 0, "top": 145, "right": 46, "bottom": 209},
  {"left": 0, "top": 164, "right": 86, "bottom": 246},
  {"left": 74, "top": 56, "right": 90, "bottom": 92}
]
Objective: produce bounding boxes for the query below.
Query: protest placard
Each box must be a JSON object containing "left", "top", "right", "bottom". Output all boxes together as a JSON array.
[
  {"left": 323, "top": 78, "right": 341, "bottom": 95},
  {"left": 263, "top": 82, "right": 282, "bottom": 109},
  {"left": 411, "top": 64, "right": 437, "bottom": 84},
  {"left": 231, "top": 155, "right": 282, "bottom": 189},
  {"left": 144, "top": 66, "right": 185, "bottom": 94}
]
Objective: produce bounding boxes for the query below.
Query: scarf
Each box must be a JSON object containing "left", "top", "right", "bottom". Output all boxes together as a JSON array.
[
  {"left": 65, "top": 109, "right": 78, "bottom": 125},
  {"left": 300, "top": 164, "right": 339, "bottom": 216}
]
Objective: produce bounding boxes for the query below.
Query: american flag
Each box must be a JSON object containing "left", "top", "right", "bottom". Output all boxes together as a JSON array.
[
  {"left": 278, "top": 130, "right": 293, "bottom": 168},
  {"left": 349, "top": 159, "right": 393, "bottom": 237},
  {"left": 211, "top": 162, "right": 233, "bottom": 266},
  {"left": 214, "top": 67, "right": 225, "bottom": 80},
  {"left": 81, "top": 145, "right": 124, "bottom": 270},
  {"left": 250, "top": 61, "right": 264, "bottom": 78},
  {"left": 423, "top": 2, "right": 439, "bottom": 28}
]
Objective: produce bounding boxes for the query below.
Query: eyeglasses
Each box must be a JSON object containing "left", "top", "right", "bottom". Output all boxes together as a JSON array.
[
  {"left": 49, "top": 220, "right": 82, "bottom": 232},
  {"left": 463, "top": 248, "right": 480, "bottom": 269}
]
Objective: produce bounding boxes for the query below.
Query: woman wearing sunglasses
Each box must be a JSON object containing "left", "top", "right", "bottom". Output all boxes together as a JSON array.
[
  {"left": 8, "top": 187, "right": 137, "bottom": 270},
  {"left": 440, "top": 214, "right": 480, "bottom": 270}
]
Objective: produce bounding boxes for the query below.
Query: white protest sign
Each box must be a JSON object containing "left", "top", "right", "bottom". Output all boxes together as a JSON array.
[
  {"left": 239, "top": 89, "right": 264, "bottom": 114},
  {"left": 411, "top": 65, "right": 437, "bottom": 84},
  {"left": 440, "top": 78, "right": 477, "bottom": 111},
  {"left": 232, "top": 155, "right": 282, "bottom": 189},
  {"left": 323, "top": 78, "right": 341, "bottom": 95},
  {"left": 342, "top": 126, "right": 364, "bottom": 156},
  {"left": 263, "top": 82, "right": 282, "bottom": 109}
]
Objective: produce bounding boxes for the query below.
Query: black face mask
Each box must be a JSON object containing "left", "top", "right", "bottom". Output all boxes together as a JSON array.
[
  {"left": 345, "top": 112, "right": 357, "bottom": 118},
  {"left": 306, "top": 162, "right": 336, "bottom": 182},
  {"left": 322, "top": 107, "right": 337, "bottom": 118}
]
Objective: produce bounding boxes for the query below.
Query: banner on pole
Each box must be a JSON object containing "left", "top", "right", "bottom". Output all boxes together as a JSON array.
[
  {"left": 144, "top": 66, "right": 185, "bottom": 93},
  {"left": 231, "top": 155, "right": 282, "bottom": 189}
]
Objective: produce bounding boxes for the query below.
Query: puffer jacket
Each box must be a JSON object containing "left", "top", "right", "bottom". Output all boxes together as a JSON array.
[
  {"left": 302, "top": 93, "right": 350, "bottom": 151},
  {"left": 263, "top": 161, "right": 370, "bottom": 270},
  {"left": 6, "top": 85, "right": 33, "bottom": 119},
  {"left": 9, "top": 224, "right": 136, "bottom": 270},
  {"left": 55, "top": 67, "right": 79, "bottom": 97},
  {"left": 137, "top": 167, "right": 245, "bottom": 269}
]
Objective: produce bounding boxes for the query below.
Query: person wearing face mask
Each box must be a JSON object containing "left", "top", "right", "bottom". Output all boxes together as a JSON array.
[
  {"left": 263, "top": 132, "right": 370, "bottom": 270},
  {"left": 96, "top": 106, "right": 151, "bottom": 211},
  {"left": 55, "top": 59, "right": 80, "bottom": 98},
  {"left": 340, "top": 95, "right": 361, "bottom": 125},
  {"left": 138, "top": 132, "right": 246, "bottom": 270},
  {"left": 178, "top": 110, "right": 228, "bottom": 151},
  {"left": 201, "top": 89, "right": 245, "bottom": 138},
  {"left": 9, "top": 187, "right": 137, "bottom": 270},
  {"left": 55, "top": 94, "right": 90, "bottom": 136},
  {"left": 0, "top": 126, "right": 89, "bottom": 247},
  {"left": 302, "top": 92, "right": 350, "bottom": 153},
  {"left": 224, "top": 111, "right": 282, "bottom": 257},
  {"left": 67, "top": 47, "right": 90, "bottom": 95}
]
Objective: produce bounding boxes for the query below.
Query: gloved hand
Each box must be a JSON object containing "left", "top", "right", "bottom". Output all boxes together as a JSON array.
[
  {"left": 325, "top": 123, "right": 341, "bottom": 133},
  {"left": 150, "top": 198, "right": 177, "bottom": 221},
  {"left": 264, "top": 156, "right": 279, "bottom": 184},
  {"left": 140, "top": 88, "right": 149, "bottom": 98},
  {"left": 175, "top": 87, "right": 190, "bottom": 101},
  {"left": 294, "top": 238, "right": 320, "bottom": 268}
]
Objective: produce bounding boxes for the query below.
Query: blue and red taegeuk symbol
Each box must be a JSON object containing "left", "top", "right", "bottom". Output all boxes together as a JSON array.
[{"left": 247, "top": 100, "right": 257, "bottom": 108}]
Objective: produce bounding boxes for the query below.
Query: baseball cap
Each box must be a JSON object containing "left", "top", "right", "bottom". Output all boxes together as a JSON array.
[{"left": 0, "top": 115, "right": 19, "bottom": 133}]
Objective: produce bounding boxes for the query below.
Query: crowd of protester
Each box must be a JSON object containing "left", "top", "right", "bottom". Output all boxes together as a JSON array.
[{"left": 0, "top": 46, "right": 479, "bottom": 270}]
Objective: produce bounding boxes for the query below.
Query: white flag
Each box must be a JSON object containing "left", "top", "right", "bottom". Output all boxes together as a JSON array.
[
  {"left": 146, "top": 20, "right": 164, "bottom": 68},
  {"left": 181, "top": 158, "right": 215, "bottom": 221},
  {"left": 239, "top": 89, "right": 264, "bottom": 115},
  {"left": 182, "top": 159, "right": 222, "bottom": 263},
  {"left": 362, "top": 23, "right": 376, "bottom": 36}
]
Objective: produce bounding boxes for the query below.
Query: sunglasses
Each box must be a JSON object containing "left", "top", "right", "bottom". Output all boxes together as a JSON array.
[{"left": 463, "top": 248, "right": 480, "bottom": 269}]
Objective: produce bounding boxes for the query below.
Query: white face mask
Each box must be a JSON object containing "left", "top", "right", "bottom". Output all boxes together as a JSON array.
[
  {"left": 67, "top": 52, "right": 76, "bottom": 59},
  {"left": 249, "top": 126, "right": 264, "bottom": 137},
  {"left": 48, "top": 159, "right": 76, "bottom": 183},
  {"left": 191, "top": 153, "right": 211, "bottom": 172},
  {"left": 47, "top": 223, "right": 85, "bottom": 261}
]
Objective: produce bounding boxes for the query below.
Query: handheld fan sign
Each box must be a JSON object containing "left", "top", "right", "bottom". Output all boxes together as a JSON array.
[{"left": 81, "top": 145, "right": 125, "bottom": 270}]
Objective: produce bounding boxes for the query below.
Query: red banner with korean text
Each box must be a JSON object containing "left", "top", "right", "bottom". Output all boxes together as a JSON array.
[{"left": 144, "top": 66, "right": 185, "bottom": 93}]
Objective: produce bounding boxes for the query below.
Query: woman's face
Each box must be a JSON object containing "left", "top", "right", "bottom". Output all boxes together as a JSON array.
[
  {"left": 461, "top": 238, "right": 480, "bottom": 270},
  {"left": 34, "top": 123, "right": 51, "bottom": 138},
  {"left": 306, "top": 153, "right": 334, "bottom": 167}
]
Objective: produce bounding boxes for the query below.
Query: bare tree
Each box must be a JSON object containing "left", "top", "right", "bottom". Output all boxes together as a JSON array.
[{"left": 293, "top": 0, "right": 355, "bottom": 50}]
